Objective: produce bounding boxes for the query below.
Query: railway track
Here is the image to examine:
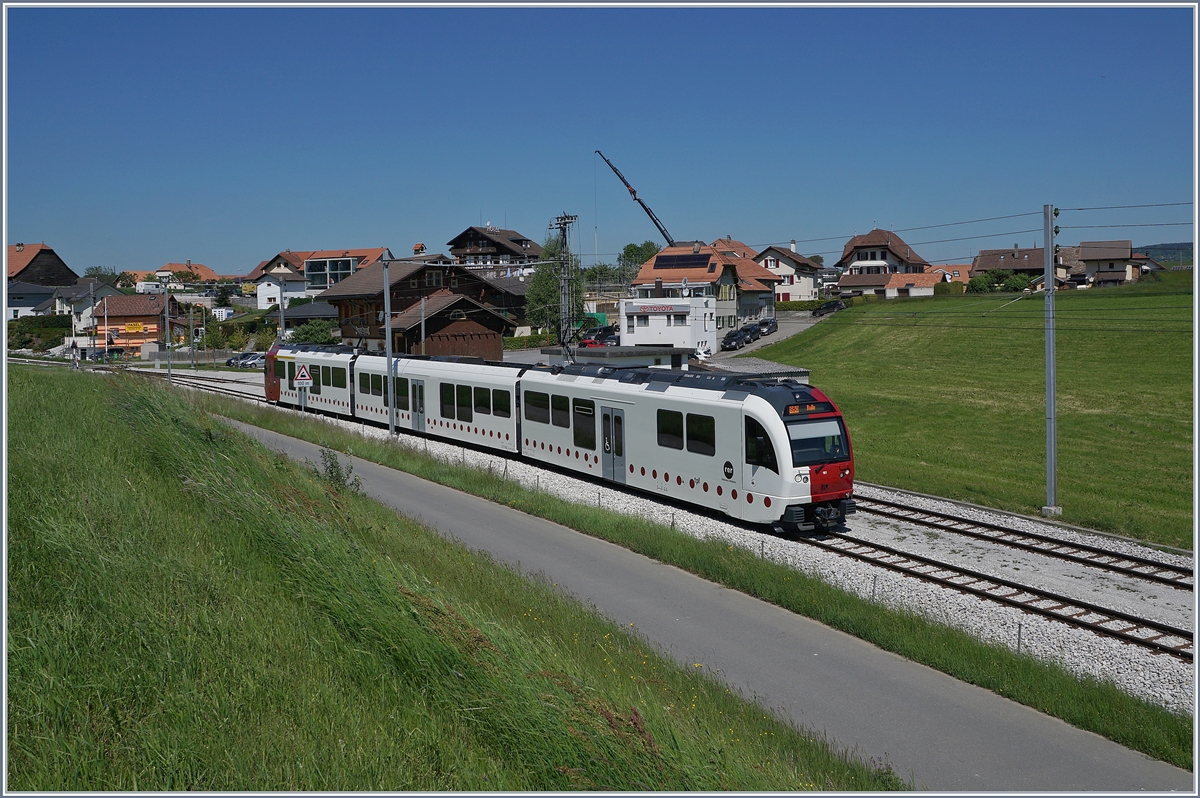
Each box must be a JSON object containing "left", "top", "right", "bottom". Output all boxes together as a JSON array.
[
  {"left": 856, "top": 496, "right": 1194, "bottom": 592},
  {"left": 127, "top": 369, "right": 270, "bottom": 404},
  {"left": 800, "top": 532, "right": 1193, "bottom": 661}
]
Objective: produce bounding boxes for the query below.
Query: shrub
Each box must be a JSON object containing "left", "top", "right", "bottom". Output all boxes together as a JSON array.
[
  {"left": 966, "top": 276, "right": 992, "bottom": 294},
  {"left": 1002, "top": 274, "right": 1032, "bottom": 293},
  {"left": 934, "top": 281, "right": 965, "bottom": 295}
]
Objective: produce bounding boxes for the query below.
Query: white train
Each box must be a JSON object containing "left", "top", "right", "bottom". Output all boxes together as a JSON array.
[{"left": 265, "top": 343, "right": 856, "bottom": 532}]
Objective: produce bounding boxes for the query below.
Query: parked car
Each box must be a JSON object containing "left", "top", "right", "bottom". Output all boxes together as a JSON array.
[
  {"left": 812, "top": 300, "right": 845, "bottom": 317},
  {"left": 721, "top": 329, "right": 749, "bottom": 351},
  {"left": 758, "top": 317, "right": 778, "bottom": 335},
  {"left": 225, "top": 352, "right": 255, "bottom": 367},
  {"left": 601, "top": 334, "right": 621, "bottom": 346},
  {"left": 242, "top": 353, "right": 266, "bottom": 369},
  {"left": 582, "top": 325, "right": 617, "bottom": 342},
  {"left": 577, "top": 339, "right": 607, "bottom": 349},
  {"left": 739, "top": 323, "right": 761, "bottom": 343}
]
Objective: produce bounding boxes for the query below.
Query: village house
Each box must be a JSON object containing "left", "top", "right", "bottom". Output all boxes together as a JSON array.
[
  {"left": 447, "top": 225, "right": 543, "bottom": 272},
  {"left": 245, "top": 247, "right": 393, "bottom": 307},
  {"left": 316, "top": 259, "right": 521, "bottom": 360},
  {"left": 835, "top": 230, "right": 933, "bottom": 298},
  {"left": 623, "top": 239, "right": 780, "bottom": 352},
  {"left": 755, "top": 241, "right": 821, "bottom": 302},
  {"left": 1077, "top": 240, "right": 1140, "bottom": 287},
  {"left": 95, "top": 293, "right": 185, "bottom": 353},
  {"left": 971, "top": 246, "right": 1071, "bottom": 282}
]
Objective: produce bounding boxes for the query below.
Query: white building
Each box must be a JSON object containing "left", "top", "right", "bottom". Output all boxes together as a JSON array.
[
  {"left": 618, "top": 296, "right": 719, "bottom": 354},
  {"left": 212, "top": 307, "right": 237, "bottom": 322},
  {"left": 756, "top": 242, "right": 821, "bottom": 302},
  {"left": 255, "top": 264, "right": 309, "bottom": 310}
]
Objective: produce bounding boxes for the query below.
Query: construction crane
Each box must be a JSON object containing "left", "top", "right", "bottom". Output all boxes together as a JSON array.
[{"left": 595, "top": 150, "right": 675, "bottom": 247}]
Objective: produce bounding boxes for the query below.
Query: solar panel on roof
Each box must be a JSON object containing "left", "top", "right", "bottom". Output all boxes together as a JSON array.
[{"left": 653, "top": 253, "right": 710, "bottom": 269}]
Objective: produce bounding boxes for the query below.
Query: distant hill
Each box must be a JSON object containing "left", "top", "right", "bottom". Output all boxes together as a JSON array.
[{"left": 1134, "top": 242, "right": 1193, "bottom": 265}]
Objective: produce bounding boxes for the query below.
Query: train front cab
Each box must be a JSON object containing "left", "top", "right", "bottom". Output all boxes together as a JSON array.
[{"left": 753, "top": 392, "right": 855, "bottom": 533}]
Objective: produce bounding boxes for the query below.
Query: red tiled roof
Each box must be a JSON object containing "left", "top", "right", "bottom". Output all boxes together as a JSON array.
[
  {"left": 160, "top": 262, "right": 225, "bottom": 281},
  {"left": 631, "top": 240, "right": 781, "bottom": 292},
  {"left": 839, "top": 272, "right": 943, "bottom": 289},
  {"left": 834, "top": 229, "right": 930, "bottom": 269},
  {"left": 7, "top": 243, "right": 50, "bottom": 278},
  {"left": 927, "top": 264, "right": 972, "bottom": 284}
]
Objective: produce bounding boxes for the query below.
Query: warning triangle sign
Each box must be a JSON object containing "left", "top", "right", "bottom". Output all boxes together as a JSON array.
[{"left": 293, "top": 363, "right": 314, "bottom": 386}]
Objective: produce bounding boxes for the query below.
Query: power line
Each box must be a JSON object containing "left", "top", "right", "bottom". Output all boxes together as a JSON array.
[
  {"left": 1059, "top": 223, "right": 1193, "bottom": 229},
  {"left": 1061, "top": 202, "right": 1194, "bottom": 211}
]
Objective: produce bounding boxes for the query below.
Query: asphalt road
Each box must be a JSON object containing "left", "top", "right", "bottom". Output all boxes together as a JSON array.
[{"left": 225, "top": 419, "right": 1193, "bottom": 792}]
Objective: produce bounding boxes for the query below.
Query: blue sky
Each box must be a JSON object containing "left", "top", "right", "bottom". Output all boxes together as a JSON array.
[{"left": 5, "top": 6, "right": 1195, "bottom": 276}]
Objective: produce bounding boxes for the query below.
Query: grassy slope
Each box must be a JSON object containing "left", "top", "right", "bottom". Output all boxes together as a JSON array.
[
  {"left": 6, "top": 366, "right": 904, "bottom": 791},
  {"left": 754, "top": 272, "right": 1193, "bottom": 549}
]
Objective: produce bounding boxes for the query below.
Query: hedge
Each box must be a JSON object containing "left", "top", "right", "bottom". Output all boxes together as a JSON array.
[{"left": 503, "top": 333, "right": 556, "bottom": 350}]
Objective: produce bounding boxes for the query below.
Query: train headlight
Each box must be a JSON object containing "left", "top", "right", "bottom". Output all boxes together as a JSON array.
[{"left": 795, "top": 474, "right": 802, "bottom": 483}]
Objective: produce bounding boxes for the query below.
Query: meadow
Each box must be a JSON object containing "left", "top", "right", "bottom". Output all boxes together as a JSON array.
[{"left": 755, "top": 271, "right": 1193, "bottom": 549}]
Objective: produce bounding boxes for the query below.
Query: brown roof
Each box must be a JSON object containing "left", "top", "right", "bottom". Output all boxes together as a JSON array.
[
  {"left": 447, "top": 227, "right": 544, "bottom": 260},
  {"left": 838, "top": 272, "right": 942, "bottom": 290},
  {"left": 631, "top": 240, "right": 780, "bottom": 291},
  {"left": 756, "top": 245, "right": 822, "bottom": 271},
  {"left": 160, "top": 262, "right": 225, "bottom": 281},
  {"left": 7, "top": 243, "right": 51, "bottom": 278},
  {"left": 834, "top": 229, "right": 930, "bottom": 270},
  {"left": 316, "top": 260, "right": 426, "bottom": 300},
  {"left": 97, "top": 293, "right": 180, "bottom": 317},
  {"left": 1078, "top": 240, "right": 1132, "bottom": 261},
  {"left": 927, "top": 264, "right": 972, "bottom": 283},
  {"left": 972, "top": 247, "right": 1047, "bottom": 275},
  {"left": 389, "top": 291, "right": 515, "bottom": 331}
]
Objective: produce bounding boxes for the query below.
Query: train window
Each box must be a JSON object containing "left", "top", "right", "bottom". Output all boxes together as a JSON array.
[
  {"left": 441, "top": 383, "right": 456, "bottom": 419},
  {"left": 474, "top": 386, "right": 491, "bottom": 415},
  {"left": 359, "top": 372, "right": 370, "bottom": 394},
  {"left": 745, "top": 417, "right": 779, "bottom": 474},
  {"left": 310, "top": 368, "right": 321, "bottom": 396},
  {"left": 287, "top": 361, "right": 296, "bottom": 391},
  {"left": 457, "top": 384, "right": 473, "bottom": 423},
  {"left": 493, "top": 389, "right": 511, "bottom": 418},
  {"left": 370, "top": 374, "right": 383, "bottom": 397},
  {"left": 657, "top": 409, "right": 684, "bottom": 450},
  {"left": 572, "top": 399, "right": 595, "bottom": 450},
  {"left": 551, "top": 394, "right": 570, "bottom": 428},
  {"left": 321, "top": 365, "right": 331, "bottom": 386},
  {"left": 614, "top": 414, "right": 623, "bottom": 457},
  {"left": 686, "top": 414, "right": 716, "bottom": 456},
  {"left": 275, "top": 360, "right": 285, "bottom": 379},
  {"left": 524, "top": 391, "right": 549, "bottom": 424},
  {"left": 787, "top": 418, "right": 849, "bottom": 468},
  {"left": 395, "top": 377, "right": 409, "bottom": 411},
  {"left": 332, "top": 367, "right": 347, "bottom": 389}
]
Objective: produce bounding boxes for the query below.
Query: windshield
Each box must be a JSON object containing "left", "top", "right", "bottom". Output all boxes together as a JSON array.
[{"left": 786, "top": 418, "right": 850, "bottom": 467}]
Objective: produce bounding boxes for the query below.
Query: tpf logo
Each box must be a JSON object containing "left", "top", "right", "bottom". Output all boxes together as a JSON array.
[{"left": 723, "top": 460, "right": 734, "bottom": 479}]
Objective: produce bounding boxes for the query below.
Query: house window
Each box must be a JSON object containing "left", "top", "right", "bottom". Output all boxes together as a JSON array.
[
  {"left": 410, "top": 279, "right": 419, "bottom": 289},
  {"left": 426, "top": 271, "right": 443, "bottom": 287},
  {"left": 627, "top": 316, "right": 635, "bottom": 333},
  {"left": 636, "top": 315, "right": 649, "bottom": 327},
  {"left": 673, "top": 314, "right": 687, "bottom": 326}
]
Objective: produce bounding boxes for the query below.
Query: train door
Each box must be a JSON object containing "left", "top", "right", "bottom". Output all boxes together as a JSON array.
[
  {"left": 743, "top": 415, "right": 779, "bottom": 493},
  {"left": 411, "top": 379, "right": 425, "bottom": 431},
  {"left": 601, "top": 407, "right": 626, "bottom": 484}
]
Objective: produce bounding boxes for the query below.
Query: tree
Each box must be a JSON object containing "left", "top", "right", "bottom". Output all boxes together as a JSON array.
[
  {"left": 966, "top": 276, "right": 992, "bottom": 294},
  {"left": 215, "top": 285, "right": 233, "bottom": 306},
  {"left": 525, "top": 234, "right": 584, "bottom": 337},
  {"left": 807, "top": 254, "right": 824, "bottom": 266},
  {"left": 171, "top": 270, "right": 200, "bottom": 284},
  {"left": 253, "top": 327, "right": 276, "bottom": 351},
  {"left": 617, "top": 241, "right": 661, "bottom": 283},
  {"left": 84, "top": 266, "right": 120, "bottom": 286},
  {"left": 116, "top": 272, "right": 138, "bottom": 289},
  {"left": 289, "top": 319, "right": 338, "bottom": 345},
  {"left": 1002, "top": 273, "right": 1031, "bottom": 293}
]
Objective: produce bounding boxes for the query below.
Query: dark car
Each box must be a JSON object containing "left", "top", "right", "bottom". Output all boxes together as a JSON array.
[
  {"left": 739, "top": 323, "right": 761, "bottom": 343},
  {"left": 757, "top": 317, "right": 778, "bottom": 335},
  {"left": 225, "top": 352, "right": 253, "bottom": 367},
  {"left": 721, "top": 329, "right": 748, "bottom": 351},
  {"left": 812, "top": 300, "right": 845, "bottom": 317},
  {"left": 582, "top": 325, "right": 616, "bottom": 341},
  {"left": 601, "top": 334, "right": 621, "bottom": 347}
]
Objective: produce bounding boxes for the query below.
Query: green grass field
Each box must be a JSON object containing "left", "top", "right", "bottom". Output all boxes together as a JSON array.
[
  {"left": 754, "top": 272, "right": 1193, "bottom": 549},
  {"left": 6, "top": 366, "right": 906, "bottom": 791}
]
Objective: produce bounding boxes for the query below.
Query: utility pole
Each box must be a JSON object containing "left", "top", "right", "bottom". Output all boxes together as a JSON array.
[
  {"left": 420, "top": 295, "right": 426, "bottom": 355},
  {"left": 1042, "top": 204, "right": 1061, "bottom": 517},
  {"left": 550, "top": 213, "right": 578, "bottom": 362},
  {"left": 164, "top": 291, "right": 172, "bottom": 382},
  {"left": 383, "top": 260, "right": 395, "bottom": 436},
  {"left": 189, "top": 305, "right": 195, "bottom": 370}
]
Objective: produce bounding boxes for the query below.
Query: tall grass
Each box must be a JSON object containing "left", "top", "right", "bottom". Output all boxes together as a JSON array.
[
  {"left": 755, "top": 272, "right": 1193, "bottom": 549},
  {"left": 188, "top": 380, "right": 1193, "bottom": 770},
  {"left": 6, "top": 366, "right": 905, "bottom": 791}
]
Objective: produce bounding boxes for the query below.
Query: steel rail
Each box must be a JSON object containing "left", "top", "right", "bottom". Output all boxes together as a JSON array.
[
  {"left": 801, "top": 533, "right": 1193, "bottom": 661},
  {"left": 856, "top": 496, "right": 1194, "bottom": 591}
]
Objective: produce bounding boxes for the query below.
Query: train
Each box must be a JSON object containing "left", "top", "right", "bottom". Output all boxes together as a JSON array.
[{"left": 264, "top": 342, "right": 856, "bottom": 533}]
